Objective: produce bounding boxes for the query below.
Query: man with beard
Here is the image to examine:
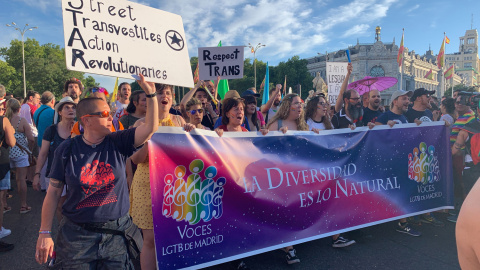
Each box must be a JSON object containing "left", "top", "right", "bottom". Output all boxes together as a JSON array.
[
  {"left": 261, "top": 84, "right": 282, "bottom": 124},
  {"left": 113, "top": 82, "right": 131, "bottom": 120},
  {"left": 375, "top": 90, "right": 422, "bottom": 236},
  {"left": 362, "top": 90, "right": 383, "bottom": 125},
  {"left": 63, "top": 78, "right": 83, "bottom": 104},
  {"left": 332, "top": 89, "right": 364, "bottom": 129},
  {"left": 405, "top": 88, "right": 435, "bottom": 123}
]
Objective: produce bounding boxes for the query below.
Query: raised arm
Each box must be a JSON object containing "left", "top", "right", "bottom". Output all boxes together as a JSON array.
[
  {"left": 261, "top": 84, "right": 282, "bottom": 114},
  {"left": 334, "top": 62, "right": 353, "bottom": 113},
  {"left": 133, "top": 74, "right": 158, "bottom": 147},
  {"left": 180, "top": 80, "right": 202, "bottom": 107}
]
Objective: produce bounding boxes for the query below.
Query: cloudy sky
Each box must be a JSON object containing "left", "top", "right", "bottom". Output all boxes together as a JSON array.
[{"left": 0, "top": 0, "right": 478, "bottom": 88}]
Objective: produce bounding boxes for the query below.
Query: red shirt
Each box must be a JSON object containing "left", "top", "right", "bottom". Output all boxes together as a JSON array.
[{"left": 27, "top": 102, "right": 37, "bottom": 118}]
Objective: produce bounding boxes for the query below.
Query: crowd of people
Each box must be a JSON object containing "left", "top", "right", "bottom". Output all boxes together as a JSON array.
[{"left": 0, "top": 64, "right": 476, "bottom": 269}]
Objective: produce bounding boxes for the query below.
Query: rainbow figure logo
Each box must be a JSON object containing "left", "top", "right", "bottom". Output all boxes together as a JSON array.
[
  {"left": 408, "top": 142, "right": 441, "bottom": 185},
  {"left": 162, "top": 159, "right": 226, "bottom": 225}
]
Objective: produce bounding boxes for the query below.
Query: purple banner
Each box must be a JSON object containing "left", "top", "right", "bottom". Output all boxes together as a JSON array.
[{"left": 149, "top": 122, "right": 453, "bottom": 269}]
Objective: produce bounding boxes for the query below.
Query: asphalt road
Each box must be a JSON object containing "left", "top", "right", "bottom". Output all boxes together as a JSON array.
[{"left": 0, "top": 184, "right": 460, "bottom": 270}]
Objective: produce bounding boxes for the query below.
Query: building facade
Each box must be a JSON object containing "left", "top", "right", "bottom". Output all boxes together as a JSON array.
[{"left": 306, "top": 27, "right": 472, "bottom": 106}]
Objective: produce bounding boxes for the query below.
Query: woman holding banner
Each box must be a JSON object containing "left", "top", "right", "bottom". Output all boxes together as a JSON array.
[
  {"left": 267, "top": 93, "right": 309, "bottom": 133},
  {"left": 304, "top": 93, "right": 333, "bottom": 131},
  {"left": 129, "top": 84, "right": 194, "bottom": 270}
]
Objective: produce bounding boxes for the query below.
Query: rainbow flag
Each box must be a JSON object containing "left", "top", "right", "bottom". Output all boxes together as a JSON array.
[
  {"left": 437, "top": 38, "right": 445, "bottom": 69},
  {"left": 251, "top": 47, "right": 254, "bottom": 53},
  {"left": 424, "top": 69, "right": 434, "bottom": 80},
  {"left": 397, "top": 32, "right": 404, "bottom": 67},
  {"left": 445, "top": 36, "right": 450, "bottom": 44},
  {"left": 193, "top": 63, "right": 199, "bottom": 84},
  {"left": 444, "top": 65, "right": 454, "bottom": 80},
  {"left": 259, "top": 76, "right": 265, "bottom": 91}
]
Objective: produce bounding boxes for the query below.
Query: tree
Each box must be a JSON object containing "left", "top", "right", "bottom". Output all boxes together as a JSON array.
[
  {"left": 0, "top": 38, "right": 95, "bottom": 98},
  {"left": 271, "top": 56, "right": 314, "bottom": 98},
  {"left": 0, "top": 60, "right": 20, "bottom": 92}
]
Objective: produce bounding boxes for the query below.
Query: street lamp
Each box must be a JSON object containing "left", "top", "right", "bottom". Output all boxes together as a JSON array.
[
  {"left": 248, "top": 43, "right": 266, "bottom": 90},
  {"left": 6, "top": 22, "right": 38, "bottom": 98}
]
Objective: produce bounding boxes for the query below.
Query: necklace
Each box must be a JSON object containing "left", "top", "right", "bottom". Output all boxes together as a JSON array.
[{"left": 82, "top": 135, "right": 104, "bottom": 148}]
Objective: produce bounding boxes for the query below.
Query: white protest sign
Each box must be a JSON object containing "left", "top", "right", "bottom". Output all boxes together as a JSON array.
[
  {"left": 326, "top": 62, "right": 348, "bottom": 104},
  {"left": 198, "top": 46, "right": 244, "bottom": 80},
  {"left": 61, "top": 0, "right": 193, "bottom": 88}
]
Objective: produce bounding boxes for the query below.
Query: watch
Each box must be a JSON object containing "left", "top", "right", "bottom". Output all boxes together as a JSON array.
[{"left": 145, "top": 93, "right": 157, "bottom": 98}]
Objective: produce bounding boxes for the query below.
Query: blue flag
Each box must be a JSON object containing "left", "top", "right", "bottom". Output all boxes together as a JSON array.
[{"left": 262, "top": 63, "right": 269, "bottom": 105}]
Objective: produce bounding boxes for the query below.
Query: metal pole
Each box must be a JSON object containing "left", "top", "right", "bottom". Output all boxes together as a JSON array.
[
  {"left": 5, "top": 23, "right": 37, "bottom": 98},
  {"left": 254, "top": 51, "right": 257, "bottom": 90},
  {"left": 22, "top": 33, "right": 26, "bottom": 98}
]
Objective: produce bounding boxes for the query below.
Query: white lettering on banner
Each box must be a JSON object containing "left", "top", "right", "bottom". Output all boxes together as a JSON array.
[
  {"left": 326, "top": 62, "right": 348, "bottom": 105},
  {"left": 61, "top": 0, "right": 194, "bottom": 87},
  {"left": 198, "top": 46, "right": 245, "bottom": 80}
]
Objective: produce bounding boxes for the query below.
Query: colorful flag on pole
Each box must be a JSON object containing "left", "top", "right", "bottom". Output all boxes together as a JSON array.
[
  {"left": 110, "top": 77, "right": 119, "bottom": 103},
  {"left": 437, "top": 38, "right": 445, "bottom": 69},
  {"left": 216, "top": 40, "right": 230, "bottom": 99},
  {"left": 259, "top": 76, "right": 265, "bottom": 91},
  {"left": 397, "top": 32, "right": 404, "bottom": 67},
  {"left": 251, "top": 47, "right": 254, "bottom": 53},
  {"left": 445, "top": 36, "right": 450, "bottom": 44},
  {"left": 444, "top": 65, "right": 454, "bottom": 80},
  {"left": 193, "top": 63, "right": 199, "bottom": 84},
  {"left": 262, "top": 63, "right": 269, "bottom": 105},
  {"left": 425, "top": 69, "right": 434, "bottom": 80}
]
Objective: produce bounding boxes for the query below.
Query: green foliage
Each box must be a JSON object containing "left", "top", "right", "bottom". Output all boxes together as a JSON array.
[
  {"left": 0, "top": 60, "right": 20, "bottom": 91},
  {"left": 0, "top": 38, "right": 96, "bottom": 98}
]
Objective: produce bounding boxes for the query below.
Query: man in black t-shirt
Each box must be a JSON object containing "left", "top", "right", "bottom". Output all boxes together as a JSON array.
[
  {"left": 35, "top": 74, "right": 159, "bottom": 268},
  {"left": 332, "top": 89, "right": 364, "bottom": 129},
  {"left": 362, "top": 89, "right": 383, "bottom": 125},
  {"left": 405, "top": 88, "right": 435, "bottom": 123}
]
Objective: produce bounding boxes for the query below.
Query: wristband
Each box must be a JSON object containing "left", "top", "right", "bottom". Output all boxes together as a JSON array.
[
  {"left": 39, "top": 230, "right": 51, "bottom": 234},
  {"left": 34, "top": 172, "right": 41, "bottom": 177},
  {"left": 145, "top": 93, "right": 157, "bottom": 98}
]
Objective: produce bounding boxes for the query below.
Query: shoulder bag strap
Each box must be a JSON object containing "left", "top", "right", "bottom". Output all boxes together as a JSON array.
[{"left": 34, "top": 107, "right": 49, "bottom": 127}]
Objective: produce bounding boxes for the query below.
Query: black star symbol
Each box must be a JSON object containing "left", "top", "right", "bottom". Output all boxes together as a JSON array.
[
  {"left": 165, "top": 30, "right": 184, "bottom": 51},
  {"left": 169, "top": 33, "right": 182, "bottom": 46}
]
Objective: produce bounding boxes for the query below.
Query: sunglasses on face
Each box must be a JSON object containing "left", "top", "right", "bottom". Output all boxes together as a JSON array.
[
  {"left": 81, "top": 110, "right": 110, "bottom": 119},
  {"left": 349, "top": 97, "right": 361, "bottom": 101},
  {"left": 190, "top": 109, "right": 204, "bottom": 115},
  {"left": 317, "top": 102, "right": 328, "bottom": 108}
]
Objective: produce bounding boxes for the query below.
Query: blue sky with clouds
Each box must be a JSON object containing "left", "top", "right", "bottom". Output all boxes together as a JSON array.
[{"left": 0, "top": 0, "right": 478, "bottom": 89}]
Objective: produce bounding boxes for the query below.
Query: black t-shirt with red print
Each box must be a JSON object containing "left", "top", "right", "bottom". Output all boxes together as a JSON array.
[{"left": 49, "top": 128, "right": 137, "bottom": 223}]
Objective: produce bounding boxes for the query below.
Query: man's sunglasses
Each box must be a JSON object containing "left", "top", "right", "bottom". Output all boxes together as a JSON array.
[
  {"left": 190, "top": 109, "right": 204, "bottom": 115},
  {"left": 81, "top": 110, "right": 110, "bottom": 119}
]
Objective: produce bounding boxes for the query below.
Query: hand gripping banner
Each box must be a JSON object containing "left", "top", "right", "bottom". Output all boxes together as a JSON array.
[{"left": 148, "top": 122, "right": 453, "bottom": 269}]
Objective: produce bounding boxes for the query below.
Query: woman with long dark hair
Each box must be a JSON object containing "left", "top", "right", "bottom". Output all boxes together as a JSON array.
[
  {"left": 304, "top": 94, "right": 333, "bottom": 131},
  {"left": 243, "top": 95, "right": 266, "bottom": 131}
]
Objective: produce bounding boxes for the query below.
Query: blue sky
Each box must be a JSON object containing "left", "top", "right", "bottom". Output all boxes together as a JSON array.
[{"left": 0, "top": 0, "right": 478, "bottom": 90}]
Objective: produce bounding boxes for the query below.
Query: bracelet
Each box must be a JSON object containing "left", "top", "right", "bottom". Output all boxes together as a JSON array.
[
  {"left": 39, "top": 230, "right": 51, "bottom": 234},
  {"left": 34, "top": 172, "right": 41, "bottom": 177},
  {"left": 145, "top": 93, "right": 157, "bottom": 98}
]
